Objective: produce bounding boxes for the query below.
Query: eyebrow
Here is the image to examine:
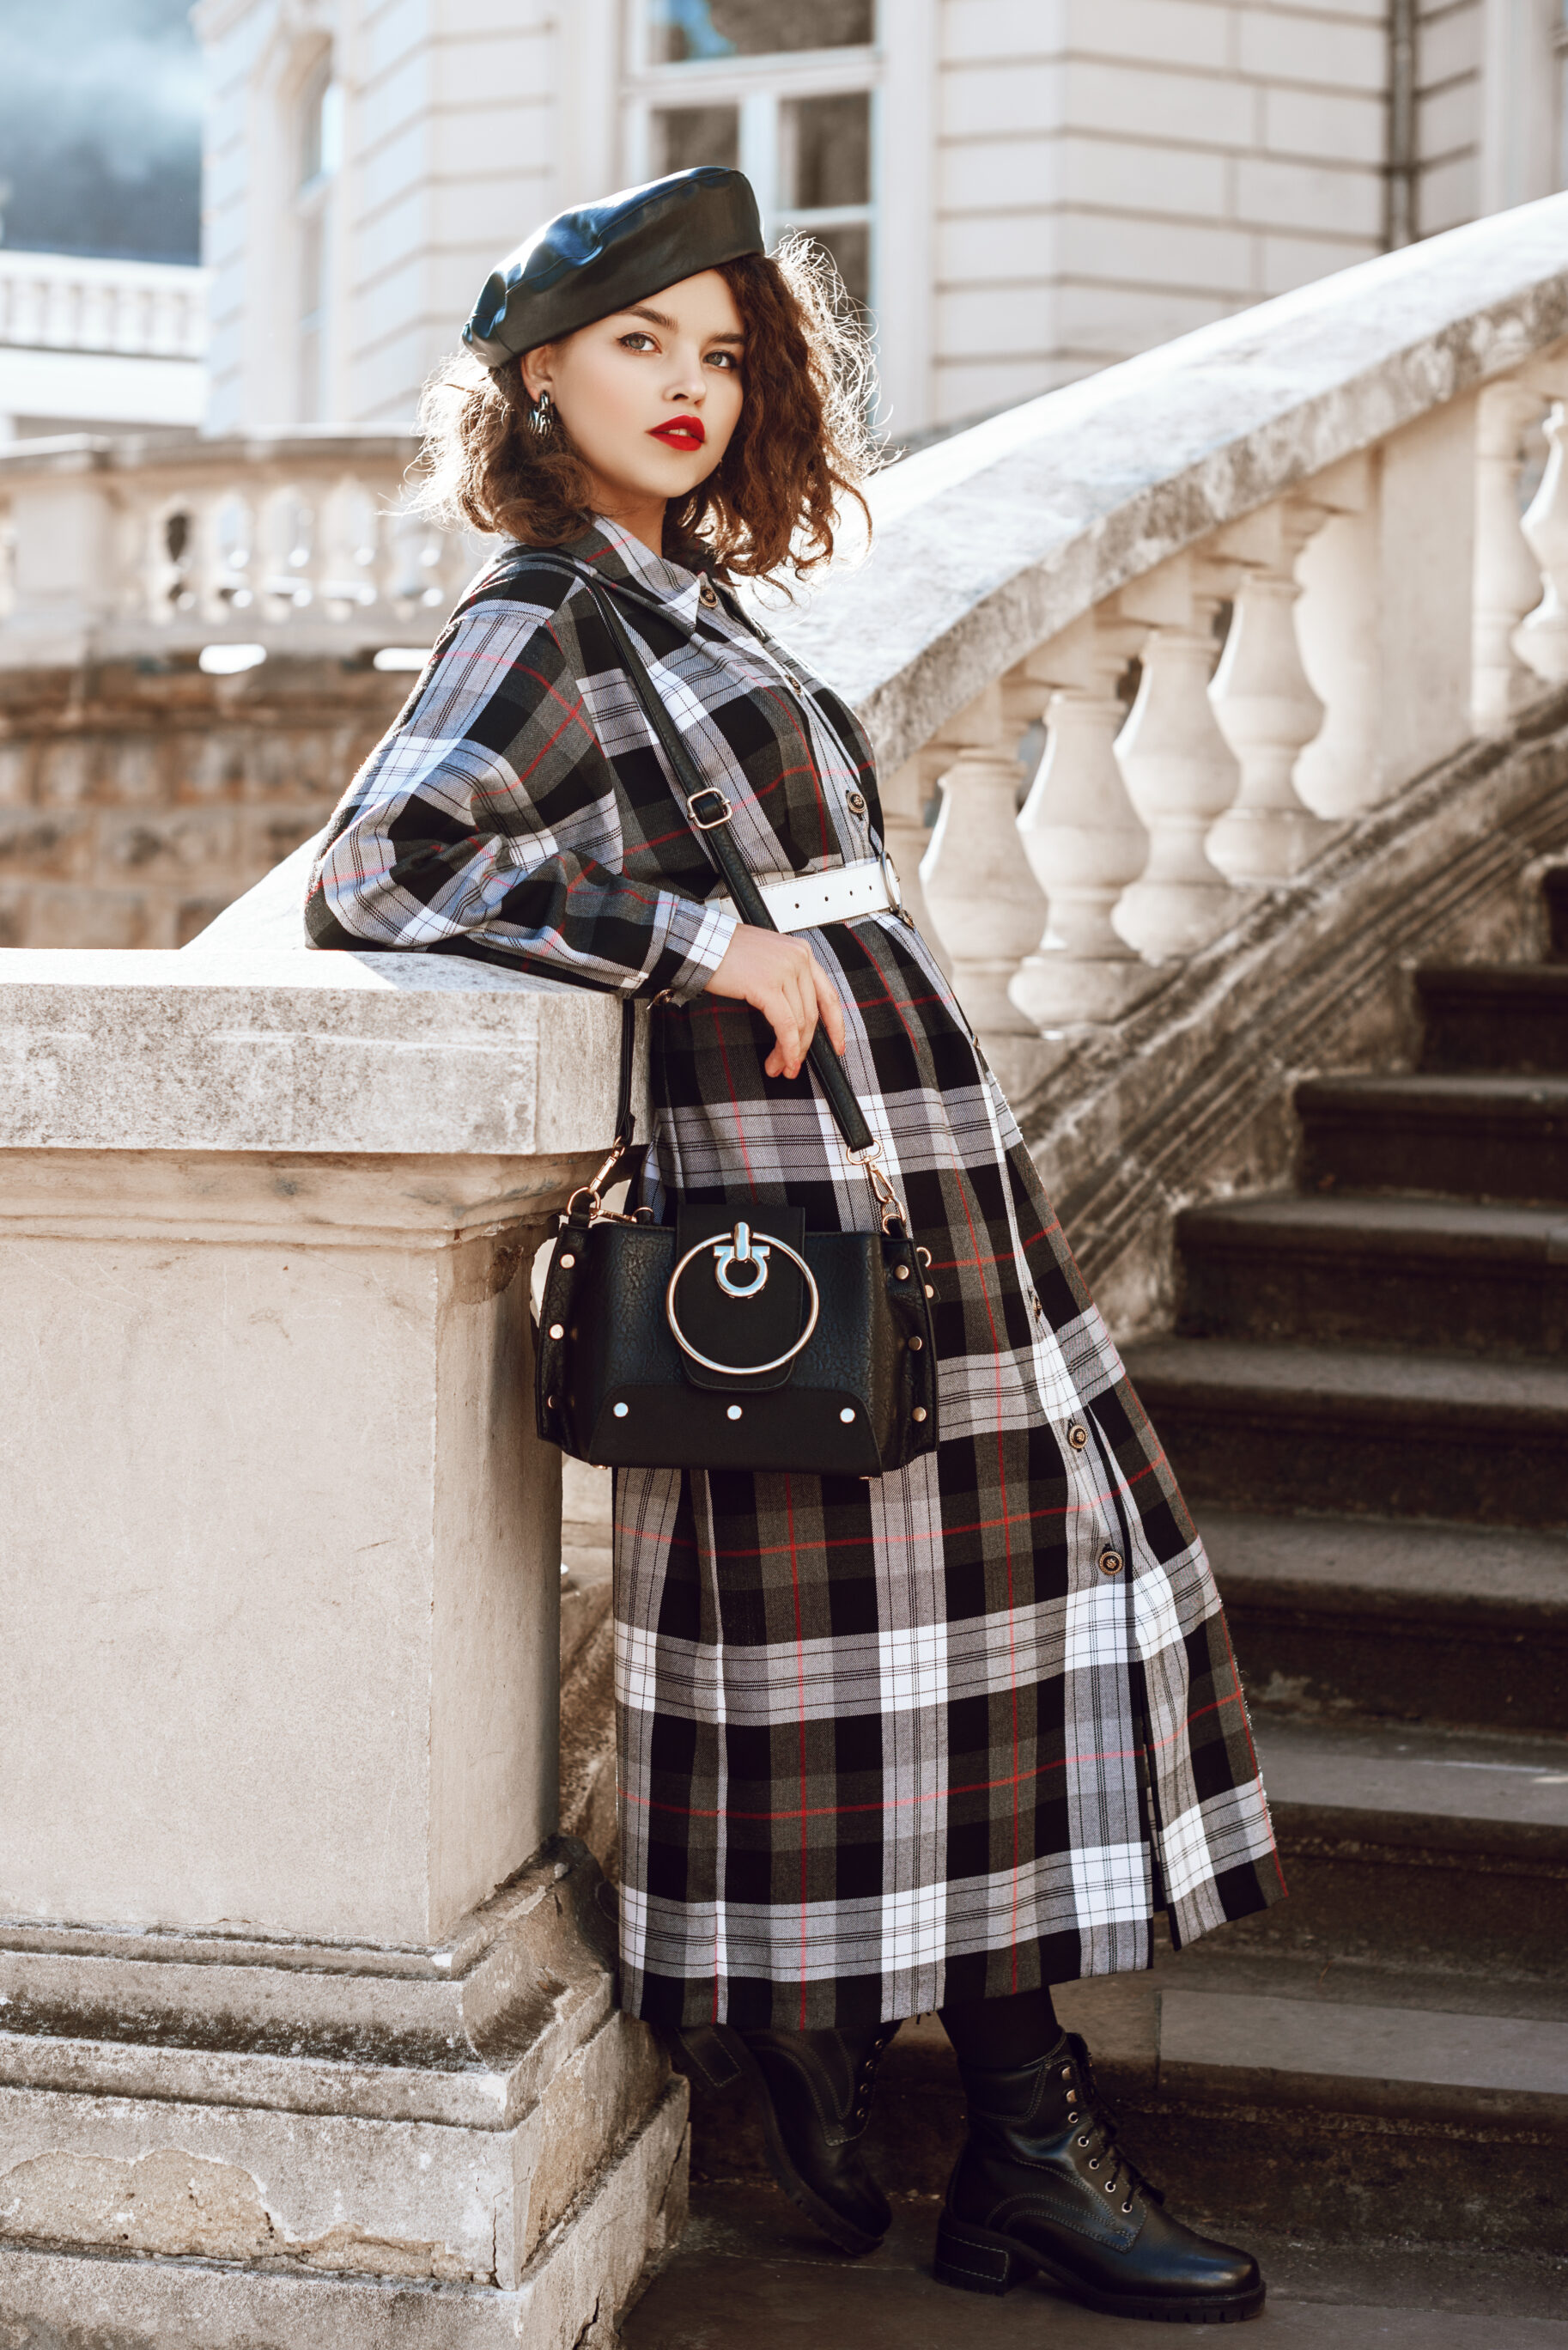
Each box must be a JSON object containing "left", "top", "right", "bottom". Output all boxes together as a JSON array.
[{"left": 623, "top": 302, "right": 744, "bottom": 344}]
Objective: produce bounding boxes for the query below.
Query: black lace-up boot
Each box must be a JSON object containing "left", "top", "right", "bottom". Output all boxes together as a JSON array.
[
  {"left": 935, "top": 2032, "right": 1265, "bottom": 2323},
  {"left": 666, "top": 2019, "right": 897, "bottom": 2256}
]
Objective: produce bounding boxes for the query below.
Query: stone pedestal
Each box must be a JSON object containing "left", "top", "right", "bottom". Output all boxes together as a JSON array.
[{"left": 0, "top": 947, "right": 684, "bottom": 2346}]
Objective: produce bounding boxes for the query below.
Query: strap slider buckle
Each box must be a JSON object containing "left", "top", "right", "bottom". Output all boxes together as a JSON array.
[{"left": 688, "top": 788, "right": 733, "bottom": 831}]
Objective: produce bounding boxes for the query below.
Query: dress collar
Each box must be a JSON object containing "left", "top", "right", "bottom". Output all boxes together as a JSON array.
[{"left": 561, "top": 515, "right": 709, "bottom": 629}]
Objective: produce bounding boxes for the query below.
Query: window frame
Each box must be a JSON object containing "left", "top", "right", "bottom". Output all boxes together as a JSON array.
[{"left": 622, "top": 3, "right": 881, "bottom": 315}]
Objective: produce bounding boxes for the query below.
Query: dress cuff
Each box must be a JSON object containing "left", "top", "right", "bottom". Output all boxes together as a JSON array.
[{"left": 655, "top": 892, "right": 741, "bottom": 1001}]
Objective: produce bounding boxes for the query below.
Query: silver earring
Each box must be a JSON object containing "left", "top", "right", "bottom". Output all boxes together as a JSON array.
[{"left": 531, "top": 389, "right": 554, "bottom": 438}]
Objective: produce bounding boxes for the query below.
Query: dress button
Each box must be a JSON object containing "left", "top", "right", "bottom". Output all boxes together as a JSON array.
[
  {"left": 698, "top": 579, "right": 718, "bottom": 607},
  {"left": 785, "top": 671, "right": 802, "bottom": 691},
  {"left": 1098, "top": 1548, "right": 1124, "bottom": 1577},
  {"left": 1067, "top": 1422, "right": 1089, "bottom": 1450},
  {"left": 847, "top": 789, "right": 866, "bottom": 815}
]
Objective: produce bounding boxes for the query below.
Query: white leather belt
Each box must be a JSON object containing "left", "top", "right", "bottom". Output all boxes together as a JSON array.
[{"left": 719, "top": 856, "right": 897, "bottom": 933}]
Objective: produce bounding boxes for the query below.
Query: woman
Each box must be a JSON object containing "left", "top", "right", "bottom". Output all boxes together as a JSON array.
[{"left": 307, "top": 166, "right": 1282, "bottom": 2327}]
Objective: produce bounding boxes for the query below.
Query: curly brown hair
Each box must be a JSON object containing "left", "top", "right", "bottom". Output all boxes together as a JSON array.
[{"left": 411, "top": 235, "right": 876, "bottom": 581}]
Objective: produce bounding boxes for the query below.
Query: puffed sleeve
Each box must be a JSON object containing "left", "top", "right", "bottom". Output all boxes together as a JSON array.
[{"left": 304, "top": 576, "right": 738, "bottom": 998}]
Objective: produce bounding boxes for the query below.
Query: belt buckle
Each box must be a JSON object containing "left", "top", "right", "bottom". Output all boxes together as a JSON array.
[{"left": 688, "top": 788, "right": 733, "bottom": 831}]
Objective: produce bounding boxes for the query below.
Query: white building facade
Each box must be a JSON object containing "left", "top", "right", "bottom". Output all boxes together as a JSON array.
[{"left": 195, "top": 0, "right": 1564, "bottom": 440}]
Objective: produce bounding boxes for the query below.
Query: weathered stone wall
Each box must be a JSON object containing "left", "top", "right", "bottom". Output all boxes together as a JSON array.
[{"left": 0, "top": 656, "right": 406, "bottom": 949}]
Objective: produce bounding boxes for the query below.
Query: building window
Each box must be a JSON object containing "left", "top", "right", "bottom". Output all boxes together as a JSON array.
[
  {"left": 632, "top": 3, "right": 877, "bottom": 314},
  {"left": 295, "top": 58, "right": 342, "bottom": 423},
  {"left": 647, "top": 1, "right": 873, "bottom": 64}
]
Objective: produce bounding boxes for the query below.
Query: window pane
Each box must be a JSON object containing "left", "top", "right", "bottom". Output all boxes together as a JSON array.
[
  {"left": 792, "top": 222, "right": 869, "bottom": 312},
  {"left": 649, "top": 0, "right": 873, "bottom": 64},
  {"left": 654, "top": 104, "right": 740, "bottom": 174},
  {"left": 781, "top": 91, "right": 870, "bottom": 210}
]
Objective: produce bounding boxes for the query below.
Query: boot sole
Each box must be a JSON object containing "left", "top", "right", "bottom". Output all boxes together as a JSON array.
[
  {"left": 934, "top": 2214, "right": 1266, "bottom": 2323},
  {"left": 665, "top": 2023, "right": 887, "bottom": 2261}
]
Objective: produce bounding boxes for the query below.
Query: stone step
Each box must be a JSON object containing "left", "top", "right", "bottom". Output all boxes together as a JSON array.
[
  {"left": 1417, "top": 963, "right": 1568, "bottom": 1073},
  {"left": 687, "top": 1965, "right": 1568, "bottom": 2257},
  {"left": 1226, "top": 1715, "right": 1568, "bottom": 1980},
  {"left": 1200, "top": 1509, "right": 1568, "bottom": 1734},
  {"left": 1122, "top": 1338, "right": 1568, "bottom": 1527},
  {"left": 1297, "top": 1074, "right": 1568, "bottom": 1202},
  {"left": 626, "top": 2183, "right": 1568, "bottom": 2343},
  {"left": 1175, "top": 1194, "right": 1568, "bottom": 1355}
]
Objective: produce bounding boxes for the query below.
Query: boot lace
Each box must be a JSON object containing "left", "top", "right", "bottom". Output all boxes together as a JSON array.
[{"left": 1067, "top": 2049, "right": 1164, "bottom": 2217}]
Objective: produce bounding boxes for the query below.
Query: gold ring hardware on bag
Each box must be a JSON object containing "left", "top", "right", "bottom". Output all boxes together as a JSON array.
[{"left": 665, "top": 1221, "right": 821, "bottom": 1377}]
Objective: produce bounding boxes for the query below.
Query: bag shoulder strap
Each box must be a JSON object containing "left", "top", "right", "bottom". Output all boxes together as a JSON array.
[{"left": 586, "top": 579, "right": 875, "bottom": 1159}]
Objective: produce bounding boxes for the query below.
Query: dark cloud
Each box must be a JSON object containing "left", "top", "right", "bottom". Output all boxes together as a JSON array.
[{"left": 0, "top": 0, "right": 202, "bottom": 264}]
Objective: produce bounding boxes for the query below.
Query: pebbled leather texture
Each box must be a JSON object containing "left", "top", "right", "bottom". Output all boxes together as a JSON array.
[{"left": 536, "top": 1205, "right": 938, "bottom": 1475}]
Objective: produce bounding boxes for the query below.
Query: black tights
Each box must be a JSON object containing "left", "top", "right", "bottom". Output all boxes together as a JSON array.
[{"left": 939, "top": 1985, "right": 1062, "bottom": 2070}]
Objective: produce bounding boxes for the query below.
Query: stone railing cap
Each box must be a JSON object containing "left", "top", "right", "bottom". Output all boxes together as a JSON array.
[{"left": 0, "top": 947, "right": 624, "bottom": 1157}]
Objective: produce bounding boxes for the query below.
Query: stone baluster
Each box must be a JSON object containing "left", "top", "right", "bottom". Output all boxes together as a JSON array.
[
  {"left": 1206, "top": 500, "right": 1334, "bottom": 883},
  {"left": 919, "top": 682, "right": 1048, "bottom": 1059},
  {"left": 1010, "top": 609, "right": 1154, "bottom": 1027},
  {"left": 1109, "top": 552, "right": 1243, "bottom": 961},
  {"left": 1291, "top": 454, "right": 1391, "bottom": 816},
  {"left": 1471, "top": 381, "right": 1551, "bottom": 732},
  {"left": 1513, "top": 376, "right": 1568, "bottom": 685},
  {"left": 319, "top": 475, "right": 380, "bottom": 621},
  {"left": 880, "top": 747, "right": 950, "bottom": 974}
]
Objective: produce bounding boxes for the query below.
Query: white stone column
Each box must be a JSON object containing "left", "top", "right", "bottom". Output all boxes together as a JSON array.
[
  {"left": 919, "top": 681, "right": 1048, "bottom": 1050},
  {"left": 880, "top": 746, "right": 950, "bottom": 973},
  {"left": 1110, "top": 553, "right": 1243, "bottom": 962},
  {"left": 1472, "top": 380, "right": 1551, "bottom": 733},
  {"left": 1010, "top": 611, "right": 1155, "bottom": 1027},
  {"left": 1292, "top": 454, "right": 1389, "bottom": 817},
  {"left": 0, "top": 945, "right": 684, "bottom": 2344},
  {"left": 1515, "top": 390, "right": 1568, "bottom": 686},
  {"left": 1206, "top": 500, "right": 1334, "bottom": 883}
]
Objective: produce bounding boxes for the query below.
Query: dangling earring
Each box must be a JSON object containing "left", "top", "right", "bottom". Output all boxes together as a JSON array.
[{"left": 531, "top": 389, "right": 555, "bottom": 439}]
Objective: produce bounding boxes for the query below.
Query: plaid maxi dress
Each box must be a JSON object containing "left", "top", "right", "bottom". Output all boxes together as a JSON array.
[{"left": 307, "top": 517, "right": 1284, "bottom": 2030}]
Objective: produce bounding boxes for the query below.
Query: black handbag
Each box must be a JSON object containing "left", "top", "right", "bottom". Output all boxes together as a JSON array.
[{"left": 533, "top": 584, "right": 939, "bottom": 1476}]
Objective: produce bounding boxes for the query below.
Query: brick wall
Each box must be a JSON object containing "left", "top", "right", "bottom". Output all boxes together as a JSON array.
[{"left": 0, "top": 657, "right": 406, "bottom": 950}]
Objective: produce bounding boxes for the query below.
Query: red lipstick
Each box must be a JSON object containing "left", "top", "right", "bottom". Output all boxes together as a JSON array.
[{"left": 649, "top": 415, "right": 705, "bottom": 450}]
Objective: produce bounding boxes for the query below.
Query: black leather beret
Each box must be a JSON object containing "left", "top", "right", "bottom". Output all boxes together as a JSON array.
[{"left": 462, "top": 167, "right": 764, "bottom": 368}]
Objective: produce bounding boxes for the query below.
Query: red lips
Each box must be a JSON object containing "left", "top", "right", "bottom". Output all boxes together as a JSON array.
[{"left": 649, "top": 416, "right": 706, "bottom": 450}]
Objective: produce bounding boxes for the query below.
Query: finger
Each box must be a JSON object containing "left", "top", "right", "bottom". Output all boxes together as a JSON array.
[
  {"left": 812, "top": 962, "right": 847, "bottom": 1057},
  {"left": 791, "top": 968, "right": 822, "bottom": 1072},
  {"left": 766, "top": 991, "right": 805, "bottom": 1079}
]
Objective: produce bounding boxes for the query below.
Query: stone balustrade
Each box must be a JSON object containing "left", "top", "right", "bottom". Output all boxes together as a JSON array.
[
  {"left": 775, "top": 188, "right": 1568, "bottom": 1093},
  {"left": 0, "top": 251, "right": 207, "bottom": 365},
  {"left": 0, "top": 429, "right": 477, "bottom": 664}
]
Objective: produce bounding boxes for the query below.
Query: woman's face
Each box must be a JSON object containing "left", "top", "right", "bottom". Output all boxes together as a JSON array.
[{"left": 521, "top": 268, "right": 746, "bottom": 521}]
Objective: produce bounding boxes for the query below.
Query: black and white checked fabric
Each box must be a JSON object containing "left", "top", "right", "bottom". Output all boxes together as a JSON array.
[{"left": 307, "top": 519, "right": 1283, "bottom": 2030}]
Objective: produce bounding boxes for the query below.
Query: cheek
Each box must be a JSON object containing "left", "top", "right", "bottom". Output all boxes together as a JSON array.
[
  {"left": 706, "top": 375, "right": 748, "bottom": 457},
  {"left": 556, "top": 356, "right": 648, "bottom": 454}
]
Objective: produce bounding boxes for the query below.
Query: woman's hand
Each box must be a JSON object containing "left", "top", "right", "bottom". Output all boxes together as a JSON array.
[{"left": 705, "top": 924, "right": 847, "bottom": 1081}]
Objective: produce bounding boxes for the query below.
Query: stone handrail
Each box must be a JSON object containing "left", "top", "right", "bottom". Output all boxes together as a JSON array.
[{"left": 0, "top": 249, "right": 207, "bottom": 362}]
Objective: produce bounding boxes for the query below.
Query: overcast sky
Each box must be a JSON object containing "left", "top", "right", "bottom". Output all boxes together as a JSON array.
[{"left": 0, "top": 0, "right": 203, "bottom": 264}]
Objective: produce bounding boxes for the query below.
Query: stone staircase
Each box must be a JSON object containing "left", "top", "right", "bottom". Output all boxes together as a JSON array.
[{"left": 661, "top": 882, "right": 1568, "bottom": 2313}]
